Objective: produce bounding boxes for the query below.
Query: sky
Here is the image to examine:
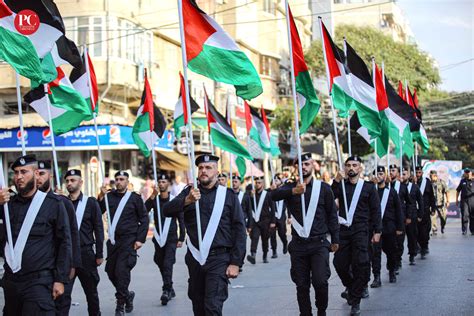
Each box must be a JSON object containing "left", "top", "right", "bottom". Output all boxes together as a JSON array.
[{"left": 397, "top": 0, "right": 473, "bottom": 92}]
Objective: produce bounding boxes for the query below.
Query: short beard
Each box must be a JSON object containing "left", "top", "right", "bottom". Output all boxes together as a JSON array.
[
  {"left": 302, "top": 172, "right": 312, "bottom": 179},
  {"left": 66, "top": 186, "right": 79, "bottom": 194},
  {"left": 348, "top": 170, "right": 358, "bottom": 178},
  {"left": 38, "top": 179, "right": 51, "bottom": 192},
  {"left": 199, "top": 178, "right": 212, "bottom": 187},
  {"left": 16, "top": 178, "right": 36, "bottom": 196},
  {"left": 159, "top": 187, "right": 167, "bottom": 193},
  {"left": 378, "top": 179, "right": 385, "bottom": 185}
]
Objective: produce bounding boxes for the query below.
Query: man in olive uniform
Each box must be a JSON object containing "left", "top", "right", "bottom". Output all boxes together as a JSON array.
[
  {"left": 98, "top": 171, "right": 149, "bottom": 316},
  {"left": 272, "top": 153, "right": 339, "bottom": 316},
  {"left": 65, "top": 169, "right": 104, "bottom": 316},
  {"left": 35, "top": 160, "right": 82, "bottom": 316},
  {"left": 414, "top": 166, "right": 435, "bottom": 258},
  {"left": 0, "top": 154, "right": 72, "bottom": 315},
  {"left": 270, "top": 174, "right": 288, "bottom": 258},
  {"left": 456, "top": 168, "right": 474, "bottom": 235},
  {"left": 163, "top": 154, "right": 247, "bottom": 316},
  {"left": 429, "top": 170, "right": 449, "bottom": 234},
  {"left": 145, "top": 173, "right": 185, "bottom": 306},
  {"left": 332, "top": 156, "right": 381, "bottom": 316},
  {"left": 246, "top": 176, "right": 276, "bottom": 264}
]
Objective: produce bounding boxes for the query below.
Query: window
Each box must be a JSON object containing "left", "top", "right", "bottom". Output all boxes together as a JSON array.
[
  {"left": 263, "top": 0, "right": 275, "bottom": 15},
  {"left": 260, "top": 55, "right": 279, "bottom": 79}
]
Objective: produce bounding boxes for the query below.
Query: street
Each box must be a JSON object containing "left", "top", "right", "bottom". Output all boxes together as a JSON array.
[{"left": 2, "top": 219, "right": 473, "bottom": 315}]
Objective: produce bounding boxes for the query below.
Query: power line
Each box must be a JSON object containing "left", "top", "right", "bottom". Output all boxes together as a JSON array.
[{"left": 439, "top": 58, "right": 473, "bottom": 71}]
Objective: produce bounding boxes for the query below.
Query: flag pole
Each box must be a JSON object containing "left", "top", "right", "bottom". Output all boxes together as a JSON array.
[
  {"left": 319, "top": 17, "right": 349, "bottom": 217},
  {"left": 382, "top": 61, "right": 390, "bottom": 172},
  {"left": 0, "top": 155, "right": 15, "bottom": 268},
  {"left": 404, "top": 80, "right": 415, "bottom": 173},
  {"left": 226, "top": 92, "right": 232, "bottom": 186},
  {"left": 343, "top": 38, "right": 352, "bottom": 156},
  {"left": 399, "top": 136, "right": 403, "bottom": 176},
  {"left": 202, "top": 84, "right": 215, "bottom": 156},
  {"left": 15, "top": 72, "right": 26, "bottom": 155},
  {"left": 44, "top": 85, "right": 61, "bottom": 190},
  {"left": 84, "top": 45, "right": 112, "bottom": 234},
  {"left": 178, "top": 0, "right": 203, "bottom": 251},
  {"left": 285, "top": 0, "right": 307, "bottom": 228},
  {"left": 151, "top": 135, "right": 162, "bottom": 236},
  {"left": 247, "top": 136, "right": 258, "bottom": 217}
]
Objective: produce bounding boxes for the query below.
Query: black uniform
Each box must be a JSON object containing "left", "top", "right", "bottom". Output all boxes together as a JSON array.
[
  {"left": 405, "top": 182, "right": 423, "bottom": 258},
  {"left": 272, "top": 179, "right": 339, "bottom": 314},
  {"left": 163, "top": 184, "right": 247, "bottom": 316},
  {"left": 1, "top": 190, "right": 72, "bottom": 315},
  {"left": 332, "top": 180, "right": 381, "bottom": 306},
  {"left": 457, "top": 178, "right": 474, "bottom": 234},
  {"left": 249, "top": 189, "right": 276, "bottom": 258},
  {"left": 145, "top": 194, "right": 185, "bottom": 292},
  {"left": 99, "top": 190, "right": 149, "bottom": 306},
  {"left": 54, "top": 193, "right": 82, "bottom": 316},
  {"left": 70, "top": 193, "right": 104, "bottom": 316},
  {"left": 270, "top": 193, "right": 288, "bottom": 254},
  {"left": 234, "top": 189, "right": 252, "bottom": 229},
  {"left": 414, "top": 178, "right": 434, "bottom": 253},
  {"left": 391, "top": 181, "right": 415, "bottom": 266}
]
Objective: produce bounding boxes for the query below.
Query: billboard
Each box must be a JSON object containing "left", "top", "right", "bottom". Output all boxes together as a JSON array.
[{"left": 421, "top": 160, "right": 463, "bottom": 190}]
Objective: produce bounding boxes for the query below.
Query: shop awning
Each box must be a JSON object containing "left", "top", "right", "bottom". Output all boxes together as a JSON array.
[{"left": 156, "top": 150, "right": 190, "bottom": 171}]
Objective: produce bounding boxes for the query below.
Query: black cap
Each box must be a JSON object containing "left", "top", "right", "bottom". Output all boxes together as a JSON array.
[
  {"left": 37, "top": 160, "right": 52, "bottom": 170},
  {"left": 377, "top": 166, "right": 385, "bottom": 173},
  {"left": 389, "top": 164, "right": 400, "bottom": 171},
  {"left": 11, "top": 154, "right": 37, "bottom": 170},
  {"left": 64, "top": 169, "right": 81, "bottom": 178},
  {"left": 345, "top": 155, "right": 362, "bottom": 164},
  {"left": 114, "top": 170, "right": 129, "bottom": 178},
  {"left": 464, "top": 168, "right": 471, "bottom": 173},
  {"left": 232, "top": 174, "right": 242, "bottom": 181},
  {"left": 157, "top": 173, "right": 170, "bottom": 181},
  {"left": 294, "top": 152, "right": 312, "bottom": 165},
  {"left": 415, "top": 166, "right": 423, "bottom": 171},
  {"left": 218, "top": 172, "right": 228, "bottom": 178},
  {"left": 195, "top": 154, "right": 219, "bottom": 166},
  {"left": 254, "top": 176, "right": 264, "bottom": 181},
  {"left": 430, "top": 170, "right": 437, "bottom": 175}
]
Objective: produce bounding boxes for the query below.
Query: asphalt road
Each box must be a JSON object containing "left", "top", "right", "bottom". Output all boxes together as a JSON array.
[{"left": 2, "top": 219, "right": 474, "bottom": 315}]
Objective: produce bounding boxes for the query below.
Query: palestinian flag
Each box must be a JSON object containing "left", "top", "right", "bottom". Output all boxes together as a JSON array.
[
  {"left": 319, "top": 19, "right": 353, "bottom": 117},
  {"left": 344, "top": 42, "right": 382, "bottom": 138},
  {"left": 70, "top": 48, "right": 99, "bottom": 114},
  {"left": 205, "top": 91, "right": 252, "bottom": 160},
  {"left": 350, "top": 112, "right": 387, "bottom": 157},
  {"left": 288, "top": 6, "right": 320, "bottom": 134},
  {"left": 182, "top": 0, "right": 262, "bottom": 100},
  {"left": 132, "top": 70, "right": 167, "bottom": 158},
  {"left": 24, "top": 67, "right": 92, "bottom": 135},
  {"left": 244, "top": 101, "right": 270, "bottom": 153},
  {"left": 406, "top": 86, "right": 429, "bottom": 153},
  {"left": 234, "top": 156, "right": 247, "bottom": 180},
  {"left": 261, "top": 106, "right": 281, "bottom": 157},
  {"left": 173, "top": 72, "right": 199, "bottom": 139},
  {"left": 0, "top": 0, "right": 63, "bottom": 83},
  {"left": 398, "top": 81, "right": 406, "bottom": 102}
]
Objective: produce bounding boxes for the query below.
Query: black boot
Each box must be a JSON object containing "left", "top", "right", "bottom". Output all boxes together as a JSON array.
[
  {"left": 361, "top": 286, "right": 369, "bottom": 298},
  {"left": 263, "top": 252, "right": 269, "bottom": 263},
  {"left": 125, "top": 291, "right": 135, "bottom": 313},
  {"left": 389, "top": 270, "right": 397, "bottom": 283},
  {"left": 283, "top": 241, "right": 288, "bottom": 254},
  {"left": 409, "top": 255, "right": 416, "bottom": 265},
  {"left": 271, "top": 249, "right": 278, "bottom": 259},
  {"left": 317, "top": 309, "right": 326, "bottom": 316},
  {"left": 350, "top": 303, "right": 361, "bottom": 316},
  {"left": 246, "top": 252, "right": 256, "bottom": 264},
  {"left": 370, "top": 274, "right": 381, "bottom": 288},
  {"left": 115, "top": 302, "right": 125, "bottom": 316},
  {"left": 170, "top": 287, "right": 176, "bottom": 298},
  {"left": 161, "top": 290, "right": 170, "bottom": 306}
]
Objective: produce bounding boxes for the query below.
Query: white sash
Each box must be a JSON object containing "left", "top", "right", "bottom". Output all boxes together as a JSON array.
[
  {"left": 408, "top": 182, "right": 413, "bottom": 193},
  {"left": 275, "top": 201, "right": 284, "bottom": 220},
  {"left": 4, "top": 191, "right": 47, "bottom": 273},
  {"left": 153, "top": 194, "right": 175, "bottom": 248},
  {"left": 75, "top": 194, "right": 88, "bottom": 230},
  {"left": 420, "top": 177, "right": 427, "bottom": 195},
  {"left": 394, "top": 181, "right": 401, "bottom": 194},
  {"left": 108, "top": 191, "right": 132, "bottom": 245},
  {"left": 252, "top": 190, "right": 268, "bottom": 222},
  {"left": 238, "top": 191, "right": 244, "bottom": 204},
  {"left": 380, "top": 188, "right": 390, "bottom": 219},
  {"left": 187, "top": 185, "right": 227, "bottom": 266},
  {"left": 338, "top": 179, "right": 364, "bottom": 227},
  {"left": 292, "top": 180, "right": 322, "bottom": 238}
]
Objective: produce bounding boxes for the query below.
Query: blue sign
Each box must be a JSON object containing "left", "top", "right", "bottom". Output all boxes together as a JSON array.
[{"left": 0, "top": 125, "right": 175, "bottom": 151}]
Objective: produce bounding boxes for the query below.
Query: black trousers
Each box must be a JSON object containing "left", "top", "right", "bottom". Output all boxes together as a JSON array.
[
  {"left": 405, "top": 221, "right": 418, "bottom": 256},
  {"left": 461, "top": 199, "right": 474, "bottom": 233},
  {"left": 396, "top": 230, "right": 406, "bottom": 263},
  {"left": 153, "top": 239, "right": 178, "bottom": 290},
  {"left": 185, "top": 251, "right": 230, "bottom": 316},
  {"left": 381, "top": 232, "right": 398, "bottom": 271},
  {"left": 288, "top": 236, "right": 331, "bottom": 315},
  {"left": 333, "top": 227, "right": 370, "bottom": 305},
  {"left": 270, "top": 218, "right": 287, "bottom": 251},
  {"left": 55, "top": 276, "right": 74, "bottom": 316},
  {"left": 368, "top": 238, "right": 382, "bottom": 276},
  {"left": 105, "top": 238, "right": 138, "bottom": 304},
  {"left": 417, "top": 213, "right": 431, "bottom": 250},
  {"left": 250, "top": 221, "right": 270, "bottom": 254},
  {"left": 73, "top": 247, "right": 101, "bottom": 316},
  {"left": 3, "top": 273, "right": 55, "bottom": 316}
]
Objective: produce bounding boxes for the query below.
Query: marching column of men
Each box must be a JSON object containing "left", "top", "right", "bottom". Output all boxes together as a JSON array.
[{"left": 269, "top": 175, "right": 288, "bottom": 258}]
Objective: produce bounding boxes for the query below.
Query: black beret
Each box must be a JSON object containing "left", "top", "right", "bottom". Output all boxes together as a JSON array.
[
  {"left": 65, "top": 169, "right": 81, "bottom": 178},
  {"left": 37, "top": 160, "right": 52, "bottom": 170},
  {"left": 464, "top": 168, "right": 471, "bottom": 173},
  {"left": 157, "top": 173, "right": 170, "bottom": 181},
  {"left": 415, "top": 166, "right": 423, "bottom": 171},
  {"left": 430, "top": 170, "right": 437, "bottom": 175},
  {"left": 218, "top": 172, "right": 228, "bottom": 178},
  {"left": 11, "top": 154, "right": 37, "bottom": 170},
  {"left": 195, "top": 154, "right": 219, "bottom": 166},
  {"left": 389, "top": 164, "right": 400, "bottom": 171},
  {"left": 345, "top": 155, "right": 363, "bottom": 164},
  {"left": 232, "top": 175, "right": 242, "bottom": 181},
  {"left": 114, "top": 170, "right": 129, "bottom": 178},
  {"left": 377, "top": 166, "right": 385, "bottom": 173},
  {"left": 294, "top": 152, "right": 312, "bottom": 165},
  {"left": 254, "top": 176, "right": 264, "bottom": 181}
]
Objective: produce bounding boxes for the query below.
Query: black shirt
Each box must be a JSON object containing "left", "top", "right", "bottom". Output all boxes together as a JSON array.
[
  {"left": 54, "top": 192, "right": 81, "bottom": 268},
  {"left": 99, "top": 190, "right": 149, "bottom": 243},
  {"left": 331, "top": 179, "right": 382, "bottom": 234},
  {"left": 70, "top": 192, "right": 104, "bottom": 259},
  {"left": 2, "top": 190, "right": 72, "bottom": 283},
  {"left": 457, "top": 178, "right": 474, "bottom": 201},
  {"left": 163, "top": 184, "right": 247, "bottom": 266},
  {"left": 145, "top": 194, "right": 185, "bottom": 243},
  {"left": 377, "top": 186, "right": 403, "bottom": 232},
  {"left": 272, "top": 179, "right": 339, "bottom": 243},
  {"left": 233, "top": 189, "right": 252, "bottom": 228},
  {"left": 416, "top": 177, "right": 436, "bottom": 215},
  {"left": 406, "top": 182, "right": 424, "bottom": 219},
  {"left": 391, "top": 181, "right": 415, "bottom": 221},
  {"left": 249, "top": 189, "right": 276, "bottom": 226}
]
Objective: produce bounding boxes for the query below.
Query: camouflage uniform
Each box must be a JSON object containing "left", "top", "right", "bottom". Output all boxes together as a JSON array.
[{"left": 431, "top": 179, "right": 448, "bottom": 233}]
